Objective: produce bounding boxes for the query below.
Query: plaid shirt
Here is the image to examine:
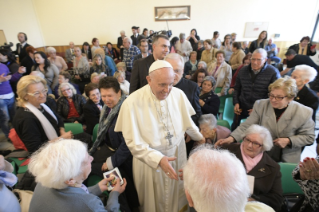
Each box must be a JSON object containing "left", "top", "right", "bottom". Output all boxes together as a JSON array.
[{"left": 123, "top": 45, "right": 141, "bottom": 69}]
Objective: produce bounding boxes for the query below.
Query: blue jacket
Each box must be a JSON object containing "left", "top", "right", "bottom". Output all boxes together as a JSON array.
[
  {"left": 233, "top": 63, "right": 279, "bottom": 110},
  {"left": 104, "top": 55, "right": 117, "bottom": 76}
]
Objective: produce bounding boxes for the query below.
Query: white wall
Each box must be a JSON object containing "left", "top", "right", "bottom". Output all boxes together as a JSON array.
[
  {"left": 1, "top": 0, "right": 319, "bottom": 47},
  {"left": 0, "top": 0, "right": 44, "bottom": 47}
]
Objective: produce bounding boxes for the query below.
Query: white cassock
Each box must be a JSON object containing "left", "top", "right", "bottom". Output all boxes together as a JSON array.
[
  {"left": 175, "top": 40, "right": 193, "bottom": 62},
  {"left": 115, "top": 85, "right": 203, "bottom": 212}
]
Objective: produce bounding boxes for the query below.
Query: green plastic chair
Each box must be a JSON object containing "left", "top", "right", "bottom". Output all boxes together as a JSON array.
[
  {"left": 222, "top": 97, "right": 235, "bottom": 127},
  {"left": 217, "top": 120, "right": 231, "bottom": 130},
  {"left": 92, "top": 124, "right": 99, "bottom": 143},
  {"left": 64, "top": 123, "right": 83, "bottom": 134},
  {"left": 279, "top": 163, "right": 303, "bottom": 194},
  {"left": 11, "top": 161, "right": 16, "bottom": 175},
  {"left": 215, "top": 88, "right": 233, "bottom": 119},
  {"left": 9, "top": 158, "right": 29, "bottom": 174}
]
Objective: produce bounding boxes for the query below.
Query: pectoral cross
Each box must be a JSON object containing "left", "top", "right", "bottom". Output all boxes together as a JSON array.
[{"left": 165, "top": 131, "right": 173, "bottom": 145}]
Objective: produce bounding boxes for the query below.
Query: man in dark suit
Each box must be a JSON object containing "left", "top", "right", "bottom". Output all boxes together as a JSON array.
[
  {"left": 117, "top": 30, "right": 126, "bottom": 60},
  {"left": 130, "top": 26, "right": 139, "bottom": 46},
  {"left": 130, "top": 35, "right": 170, "bottom": 94},
  {"left": 65, "top": 42, "right": 75, "bottom": 63},
  {"left": 133, "top": 39, "right": 149, "bottom": 62},
  {"left": 291, "top": 65, "right": 319, "bottom": 122},
  {"left": 13, "top": 32, "right": 30, "bottom": 63}
]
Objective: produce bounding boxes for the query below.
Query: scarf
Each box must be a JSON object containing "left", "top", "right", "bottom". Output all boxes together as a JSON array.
[
  {"left": 24, "top": 102, "right": 58, "bottom": 141},
  {"left": 298, "top": 43, "right": 308, "bottom": 55},
  {"left": 89, "top": 93, "right": 126, "bottom": 155},
  {"left": 240, "top": 144, "right": 263, "bottom": 173}
]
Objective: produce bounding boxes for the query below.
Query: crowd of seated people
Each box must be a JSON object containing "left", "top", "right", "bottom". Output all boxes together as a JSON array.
[{"left": 0, "top": 27, "right": 318, "bottom": 212}]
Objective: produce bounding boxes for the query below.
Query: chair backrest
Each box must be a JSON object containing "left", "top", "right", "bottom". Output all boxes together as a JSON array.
[
  {"left": 64, "top": 123, "right": 83, "bottom": 134},
  {"left": 92, "top": 124, "right": 99, "bottom": 143},
  {"left": 279, "top": 163, "right": 303, "bottom": 194},
  {"left": 222, "top": 97, "right": 235, "bottom": 127},
  {"left": 217, "top": 120, "right": 231, "bottom": 130}
]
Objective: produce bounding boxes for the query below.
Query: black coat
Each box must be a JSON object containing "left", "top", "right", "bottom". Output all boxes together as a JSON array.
[
  {"left": 174, "top": 78, "right": 202, "bottom": 125},
  {"left": 82, "top": 49, "right": 92, "bottom": 60},
  {"left": 83, "top": 99, "right": 104, "bottom": 135},
  {"left": 56, "top": 94, "right": 87, "bottom": 123},
  {"left": 130, "top": 54, "right": 155, "bottom": 94},
  {"left": 289, "top": 43, "right": 316, "bottom": 56},
  {"left": 249, "top": 40, "right": 265, "bottom": 53},
  {"left": 196, "top": 47, "right": 205, "bottom": 61},
  {"left": 199, "top": 90, "right": 220, "bottom": 116},
  {"left": 20, "top": 55, "right": 35, "bottom": 75},
  {"left": 294, "top": 85, "right": 319, "bottom": 121},
  {"left": 131, "top": 35, "right": 138, "bottom": 46},
  {"left": 117, "top": 36, "right": 125, "bottom": 49},
  {"left": 222, "top": 143, "right": 283, "bottom": 211},
  {"left": 13, "top": 43, "right": 30, "bottom": 62}
]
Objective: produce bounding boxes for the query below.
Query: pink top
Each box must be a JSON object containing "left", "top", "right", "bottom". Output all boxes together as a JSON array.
[
  {"left": 240, "top": 144, "right": 263, "bottom": 173},
  {"left": 171, "top": 46, "right": 176, "bottom": 53}
]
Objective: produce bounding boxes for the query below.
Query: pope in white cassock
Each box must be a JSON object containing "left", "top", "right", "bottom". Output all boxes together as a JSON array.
[{"left": 114, "top": 60, "right": 204, "bottom": 212}]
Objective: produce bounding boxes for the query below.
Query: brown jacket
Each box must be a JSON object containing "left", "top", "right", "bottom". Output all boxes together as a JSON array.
[
  {"left": 229, "top": 49, "right": 246, "bottom": 70},
  {"left": 222, "top": 143, "right": 283, "bottom": 212},
  {"left": 200, "top": 48, "right": 217, "bottom": 67}
]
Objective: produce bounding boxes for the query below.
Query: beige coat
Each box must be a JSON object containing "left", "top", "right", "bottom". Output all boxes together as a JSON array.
[
  {"left": 200, "top": 48, "right": 217, "bottom": 67},
  {"left": 229, "top": 49, "right": 246, "bottom": 70},
  {"left": 207, "top": 61, "right": 232, "bottom": 96}
]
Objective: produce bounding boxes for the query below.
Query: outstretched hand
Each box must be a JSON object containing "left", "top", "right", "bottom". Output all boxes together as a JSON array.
[{"left": 159, "top": 156, "right": 178, "bottom": 180}]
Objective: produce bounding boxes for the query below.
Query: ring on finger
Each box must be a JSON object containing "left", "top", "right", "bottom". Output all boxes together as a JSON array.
[
  {"left": 167, "top": 172, "right": 170, "bottom": 175},
  {"left": 306, "top": 170, "right": 311, "bottom": 173}
]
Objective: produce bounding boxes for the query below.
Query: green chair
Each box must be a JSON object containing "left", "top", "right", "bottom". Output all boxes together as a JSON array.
[
  {"left": 216, "top": 88, "right": 232, "bottom": 119},
  {"left": 9, "top": 158, "right": 29, "bottom": 174},
  {"left": 217, "top": 120, "right": 231, "bottom": 130},
  {"left": 279, "top": 163, "right": 303, "bottom": 194},
  {"left": 10, "top": 161, "right": 17, "bottom": 175},
  {"left": 92, "top": 124, "right": 99, "bottom": 143},
  {"left": 64, "top": 123, "right": 83, "bottom": 134},
  {"left": 222, "top": 97, "right": 235, "bottom": 127}
]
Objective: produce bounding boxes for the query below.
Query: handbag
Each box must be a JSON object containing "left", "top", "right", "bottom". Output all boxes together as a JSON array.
[
  {"left": 13, "top": 189, "right": 34, "bottom": 212},
  {"left": 8, "top": 129, "right": 28, "bottom": 151}
]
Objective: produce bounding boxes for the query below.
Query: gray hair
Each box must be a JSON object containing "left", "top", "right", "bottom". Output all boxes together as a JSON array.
[
  {"left": 183, "top": 145, "right": 249, "bottom": 212},
  {"left": 197, "top": 61, "right": 207, "bottom": 70},
  {"left": 30, "top": 71, "right": 45, "bottom": 79},
  {"left": 293, "top": 65, "right": 318, "bottom": 82},
  {"left": 114, "top": 71, "right": 125, "bottom": 80},
  {"left": 123, "top": 37, "right": 132, "bottom": 45},
  {"left": 253, "top": 48, "right": 267, "bottom": 59},
  {"left": 243, "top": 124, "right": 273, "bottom": 151},
  {"left": 203, "top": 76, "right": 216, "bottom": 87},
  {"left": 243, "top": 41, "right": 249, "bottom": 45},
  {"left": 46, "top": 46, "right": 56, "bottom": 54},
  {"left": 179, "top": 33, "right": 186, "bottom": 39},
  {"left": 58, "top": 82, "right": 77, "bottom": 97},
  {"left": 164, "top": 53, "right": 184, "bottom": 65},
  {"left": 198, "top": 114, "right": 217, "bottom": 130},
  {"left": 120, "top": 30, "right": 125, "bottom": 34},
  {"left": 29, "top": 139, "right": 88, "bottom": 189}
]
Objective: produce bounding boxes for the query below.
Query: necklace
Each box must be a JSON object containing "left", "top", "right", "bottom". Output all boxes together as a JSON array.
[{"left": 151, "top": 90, "right": 173, "bottom": 145}]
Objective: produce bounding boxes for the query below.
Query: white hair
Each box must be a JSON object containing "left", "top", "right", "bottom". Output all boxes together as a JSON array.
[
  {"left": 253, "top": 48, "right": 267, "bottom": 59},
  {"left": 198, "top": 114, "right": 217, "bottom": 130},
  {"left": 164, "top": 53, "right": 184, "bottom": 65},
  {"left": 183, "top": 145, "right": 249, "bottom": 212},
  {"left": 120, "top": 30, "right": 125, "bottom": 34},
  {"left": 243, "top": 124, "right": 273, "bottom": 151},
  {"left": 30, "top": 71, "right": 45, "bottom": 79},
  {"left": 293, "top": 65, "right": 318, "bottom": 82},
  {"left": 28, "top": 139, "right": 87, "bottom": 189},
  {"left": 123, "top": 37, "right": 132, "bottom": 45},
  {"left": 243, "top": 41, "right": 249, "bottom": 45},
  {"left": 198, "top": 61, "right": 207, "bottom": 70},
  {"left": 58, "top": 82, "right": 77, "bottom": 97},
  {"left": 46, "top": 46, "right": 56, "bottom": 53}
]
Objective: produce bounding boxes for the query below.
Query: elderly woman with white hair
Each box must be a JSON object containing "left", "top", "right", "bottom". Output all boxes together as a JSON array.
[
  {"left": 113, "top": 71, "right": 130, "bottom": 95},
  {"left": 197, "top": 61, "right": 207, "bottom": 71},
  {"left": 28, "top": 139, "right": 126, "bottom": 212},
  {"left": 291, "top": 65, "right": 319, "bottom": 121},
  {"left": 56, "top": 82, "right": 87, "bottom": 123},
  {"left": 47, "top": 46, "right": 68, "bottom": 72},
  {"left": 198, "top": 114, "right": 230, "bottom": 145},
  {"left": 199, "top": 76, "right": 220, "bottom": 116},
  {"left": 221, "top": 124, "right": 283, "bottom": 211},
  {"left": 217, "top": 77, "right": 315, "bottom": 164}
]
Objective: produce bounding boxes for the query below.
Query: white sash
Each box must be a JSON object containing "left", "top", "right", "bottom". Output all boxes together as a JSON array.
[{"left": 24, "top": 102, "right": 58, "bottom": 141}]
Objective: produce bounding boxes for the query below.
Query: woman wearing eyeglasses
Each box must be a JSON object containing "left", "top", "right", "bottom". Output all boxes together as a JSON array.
[
  {"left": 221, "top": 124, "right": 283, "bottom": 211},
  {"left": 216, "top": 77, "right": 315, "bottom": 164},
  {"left": 13, "top": 75, "right": 73, "bottom": 155}
]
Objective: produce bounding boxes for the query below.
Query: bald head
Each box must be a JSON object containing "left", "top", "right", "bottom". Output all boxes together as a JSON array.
[
  {"left": 147, "top": 67, "right": 175, "bottom": 100},
  {"left": 69, "top": 42, "right": 74, "bottom": 49}
]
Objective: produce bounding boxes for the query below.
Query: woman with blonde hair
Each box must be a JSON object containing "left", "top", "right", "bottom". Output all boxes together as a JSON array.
[
  {"left": 249, "top": 31, "right": 268, "bottom": 53},
  {"left": 89, "top": 54, "right": 110, "bottom": 76},
  {"left": 94, "top": 48, "right": 117, "bottom": 76},
  {"left": 216, "top": 77, "right": 315, "bottom": 163},
  {"left": 47, "top": 46, "right": 68, "bottom": 72}
]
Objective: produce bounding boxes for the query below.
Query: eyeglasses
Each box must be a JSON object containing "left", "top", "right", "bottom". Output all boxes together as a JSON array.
[
  {"left": 61, "top": 88, "right": 71, "bottom": 93},
  {"left": 250, "top": 58, "right": 264, "bottom": 63},
  {"left": 27, "top": 89, "right": 48, "bottom": 97},
  {"left": 243, "top": 137, "right": 263, "bottom": 148},
  {"left": 268, "top": 93, "right": 287, "bottom": 101}
]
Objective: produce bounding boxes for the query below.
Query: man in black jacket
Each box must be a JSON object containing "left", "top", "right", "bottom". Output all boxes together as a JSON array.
[
  {"left": 232, "top": 48, "right": 279, "bottom": 130},
  {"left": 130, "top": 26, "right": 139, "bottom": 46},
  {"left": 12, "top": 32, "right": 30, "bottom": 63},
  {"left": 129, "top": 35, "right": 170, "bottom": 94},
  {"left": 117, "top": 30, "right": 126, "bottom": 60}
]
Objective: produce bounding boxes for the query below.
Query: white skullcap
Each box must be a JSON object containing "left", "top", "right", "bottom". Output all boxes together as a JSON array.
[{"left": 149, "top": 60, "right": 173, "bottom": 73}]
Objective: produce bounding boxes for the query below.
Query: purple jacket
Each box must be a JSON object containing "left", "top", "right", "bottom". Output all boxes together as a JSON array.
[{"left": 0, "top": 63, "right": 22, "bottom": 95}]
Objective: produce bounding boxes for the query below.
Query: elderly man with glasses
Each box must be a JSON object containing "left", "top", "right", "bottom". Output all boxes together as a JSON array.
[{"left": 231, "top": 48, "right": 280, "bottom": 131}]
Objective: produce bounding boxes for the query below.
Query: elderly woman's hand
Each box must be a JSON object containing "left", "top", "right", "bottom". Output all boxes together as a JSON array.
[
  {"left": 113, "top": 178, "right": 127, "bottom": 194},
  {"left": 273, "top": 138, "right": 290, "bottom": 148},
  {"left": 214, "top": 137, "right": 235, "bottom": 148},
  {"left": 0, "top": 73, "right": 11, "bottom": 82},
  {"left": 228, "top": 88, "right": 234, "bottom": 95},
  {"left": 60, "top": 131, "right": 73, "bottom": 139},
  {"left": 199, "top": 99, "right": 205, "bottom": 107},
  {"left": 178, "top": 169, "right": 183, "bottom": 180},
  {"left": 299, "top": 157, "right": 319, "bottom": 180}
]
